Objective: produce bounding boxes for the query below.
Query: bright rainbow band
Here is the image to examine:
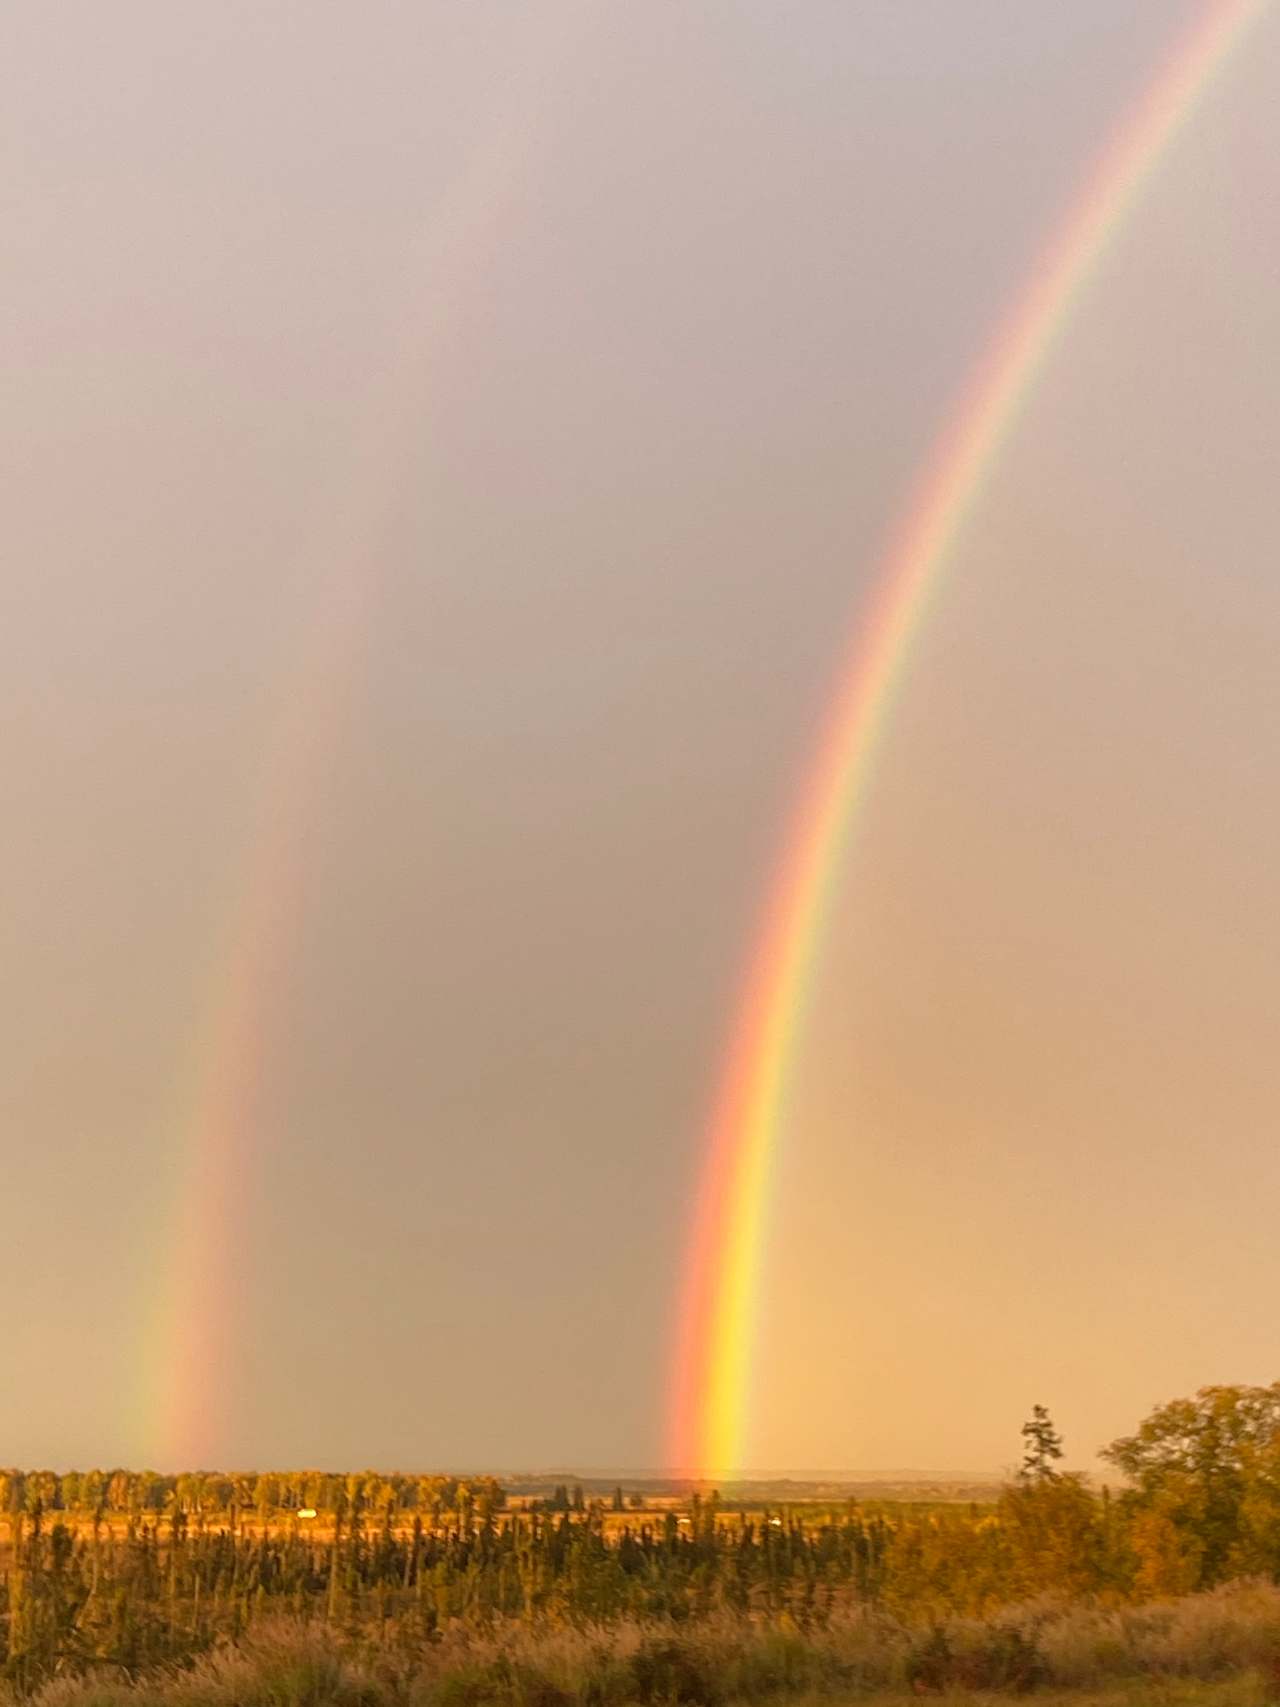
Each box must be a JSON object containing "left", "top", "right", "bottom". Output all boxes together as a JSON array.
[{"left": 670, "top": 0, "right": 1269, "bottom": 1480}]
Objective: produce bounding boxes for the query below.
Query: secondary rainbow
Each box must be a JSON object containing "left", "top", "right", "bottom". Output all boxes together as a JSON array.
[
  {"left": 139, "top": 3, "right": 600, "bottom": 1467},
  {"left": 669, "top": 0, "right": 1269, "bottom": 1480}
]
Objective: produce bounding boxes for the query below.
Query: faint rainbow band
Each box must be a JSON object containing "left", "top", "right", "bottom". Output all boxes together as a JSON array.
[{"left": 140, "top": 3, "right": 601, "bottom": 1467}]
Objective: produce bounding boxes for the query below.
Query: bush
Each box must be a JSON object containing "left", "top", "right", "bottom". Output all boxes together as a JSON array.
[
  {"left": 431, "top": 1660, "right": 570, "bottom": 1707},
  {"left": 627, "top": 1637, "right": 721, "bottom": 1706},
  {"left": 949, "top": 1625, "right": 1046, "bottom": 1692},
  {"left": 904, "top": 1627, "right": 951, "bottom": 1694}
]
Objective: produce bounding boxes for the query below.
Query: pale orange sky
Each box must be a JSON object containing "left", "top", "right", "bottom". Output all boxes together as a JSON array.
[{"left": 3, "top": 0, "right": 1277, "bottom": 1475}]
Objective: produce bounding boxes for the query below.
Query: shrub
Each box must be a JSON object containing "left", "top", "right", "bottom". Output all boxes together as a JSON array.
[
  {"left": 904, "top": 1627, "right": 951, "bottom": 1694},
  {"left": 627, "top": 1636, "right": 721, "bottom": 1706}
]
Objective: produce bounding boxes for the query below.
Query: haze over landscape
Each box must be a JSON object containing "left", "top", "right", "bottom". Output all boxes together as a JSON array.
[{"left": 5, "top": 0, "right": 1280, "bottom": 1483}]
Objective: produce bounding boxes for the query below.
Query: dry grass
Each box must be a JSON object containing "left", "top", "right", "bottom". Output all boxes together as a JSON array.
[{"left": 11, "top": 1583, "right": 1280, "bottom": 1707}]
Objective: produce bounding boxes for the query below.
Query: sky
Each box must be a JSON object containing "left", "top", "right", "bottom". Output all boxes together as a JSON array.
[{"left": 4, "top": 0, "right": 1278, "bottom": 1476}]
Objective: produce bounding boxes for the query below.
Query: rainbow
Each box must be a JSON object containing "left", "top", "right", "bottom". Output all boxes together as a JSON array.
[
  {"left": 669, "top": 0, "right": 1269, "bottom": 1480},
  {"left": 139, "top": 2, "right": 600, "bottom": 1467},
  {"left": 144, "top": 580, "right": 372, "bottom": 1466}
]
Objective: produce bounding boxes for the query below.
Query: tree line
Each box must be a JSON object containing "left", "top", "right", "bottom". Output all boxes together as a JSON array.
[
  {"left": 0, "top": 1471, "right": 505, "bottom": 1522},
  {"left": 6, "top": 1384, "right": 1280, "bottom": 1695}
]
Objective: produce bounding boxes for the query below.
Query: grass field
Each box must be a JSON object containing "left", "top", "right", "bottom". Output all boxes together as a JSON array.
[
  {"left": 12, "top": 1661, "right": 1276, "bottom": 1707},
  {"left": 9, "top": 1582, "right": 1280, "bottom": 1707}
]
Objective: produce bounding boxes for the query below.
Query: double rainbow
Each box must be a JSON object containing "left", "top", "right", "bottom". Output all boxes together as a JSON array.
[{"left": 669, "top": 0, "right": 1269, "bottom": 1479}]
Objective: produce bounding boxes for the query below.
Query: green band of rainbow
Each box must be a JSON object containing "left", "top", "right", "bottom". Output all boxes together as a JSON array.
[{"left": 670, "top": 0, "right": 1268, "bottom": 1479}]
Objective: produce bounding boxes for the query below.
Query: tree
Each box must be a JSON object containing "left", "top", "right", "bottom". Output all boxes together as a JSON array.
[
  {"left": 1103, "top": 1383, "right": 1280, "bottom": 1586},
  {"left": 27, "top": 1470, "right": 60, "bottom": 1512},
  {"left": 1020, "top": 1405, "right": 1064, "bottom": 1483},
  {"left": 1127, "top": 1507, "right": 1202, "bottom": 1596},
  {"left": 998, "top": 1474, "right": 1101, "bottom": 1596},
  {"left": 473, "top": 1479, "right": 504, "bottom": 1522},
  {"left": 254, "top": 1473, "right": 281, "bottom": 1520},
  {"left": 137, "top": 1470, "right": 165, "bottom": 1512}
]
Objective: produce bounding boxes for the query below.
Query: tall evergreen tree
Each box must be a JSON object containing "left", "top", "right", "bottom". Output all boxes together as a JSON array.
[{"left": 1020, "top": 1404, "right": 1064, "bottom": 1482}]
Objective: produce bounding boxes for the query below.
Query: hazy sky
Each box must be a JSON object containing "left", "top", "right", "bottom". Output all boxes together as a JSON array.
[{"left": 5, "top": 1, "right": 1278, "bottom": 1476}]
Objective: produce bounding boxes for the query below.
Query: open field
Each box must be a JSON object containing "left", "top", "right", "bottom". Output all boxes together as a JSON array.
[
  {"left": 24, "top": 1498, "right": 999, "bottom": 1553},
  {"left": 6, "top": 1392, "right": 1280, "bottom": 1698},
  {"left": 4, "top": 1486, "right": 1280, "bottom": 1699}
]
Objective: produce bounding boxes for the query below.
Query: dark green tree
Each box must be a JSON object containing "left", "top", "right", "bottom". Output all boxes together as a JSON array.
[{"left": 1020, "top": 1405, "right": 1064, "bottom": 1482}]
